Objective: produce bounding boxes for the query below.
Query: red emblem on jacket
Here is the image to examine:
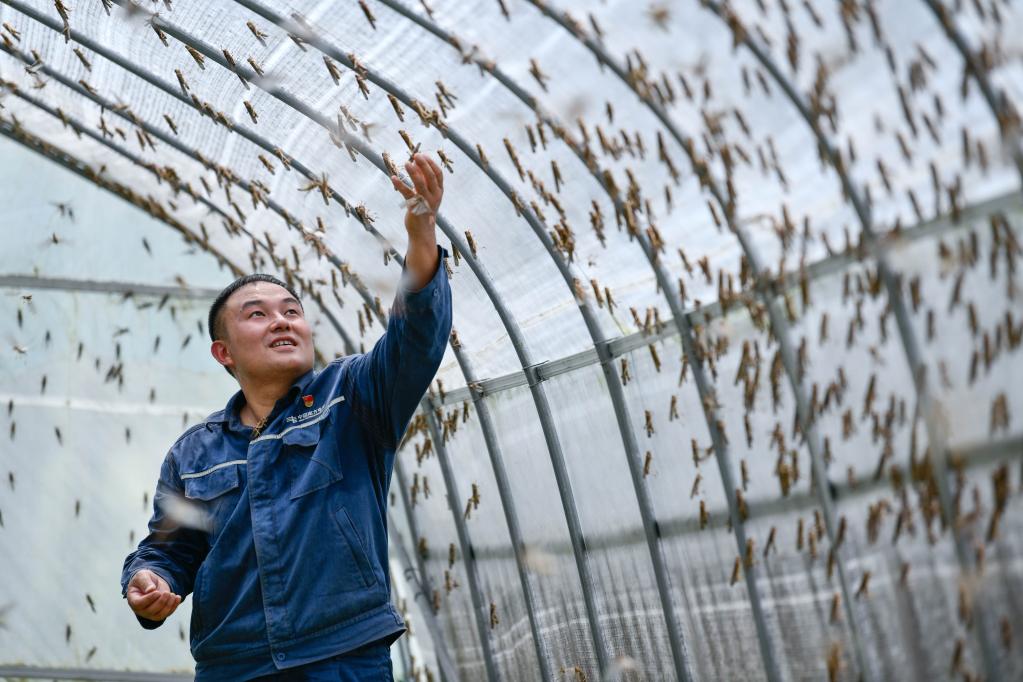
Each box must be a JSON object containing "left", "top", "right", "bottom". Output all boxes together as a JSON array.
[{"left": 302, "top": 394, "right": 314, "bottom": 408}]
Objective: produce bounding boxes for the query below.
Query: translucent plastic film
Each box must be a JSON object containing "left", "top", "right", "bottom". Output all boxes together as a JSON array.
[{"left": 1, "top": 0, "right": 1022, "bottom": 680}]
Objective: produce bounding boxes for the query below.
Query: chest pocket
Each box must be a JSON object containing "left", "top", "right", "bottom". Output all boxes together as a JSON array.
[
  {"left": 182, "top": 465, "right": 242, "bottom": 536},
  {"left": 183, "top": 466, "right": 241, "bottom": 500},
  {"left": 283, "top": 420, "right": 342, "bottom": 499}
]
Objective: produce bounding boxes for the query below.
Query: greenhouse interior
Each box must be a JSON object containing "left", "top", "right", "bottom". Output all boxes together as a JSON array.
[{"left": 0, "top": 0, "right": 1021, "bottom": 680}]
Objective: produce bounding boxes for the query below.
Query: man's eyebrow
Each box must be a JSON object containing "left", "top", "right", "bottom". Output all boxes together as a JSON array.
[
  {"left": 239, "top": 297, "right": 302, "bottom": 312},
  {"left": 239, "top": 298, "right": 264, "bottom": 311}
]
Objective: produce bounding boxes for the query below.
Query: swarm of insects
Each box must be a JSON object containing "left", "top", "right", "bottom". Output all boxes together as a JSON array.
[{"left": 1, "top": 3, "right": 1020, "bottom": 681}]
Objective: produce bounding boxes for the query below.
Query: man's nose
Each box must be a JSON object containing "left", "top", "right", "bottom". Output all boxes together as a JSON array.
[{"left": 269, "top": 313, "right": 292, "bottom": 330}]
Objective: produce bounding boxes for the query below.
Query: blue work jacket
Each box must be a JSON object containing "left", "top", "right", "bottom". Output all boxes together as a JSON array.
[{"left": 120, "top": 246, "right": 451, "bottom": 680}]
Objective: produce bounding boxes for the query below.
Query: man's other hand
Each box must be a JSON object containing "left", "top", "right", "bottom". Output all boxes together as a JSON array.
[{"left": 127, "top": 569, "right": 182, "bottom": 621}]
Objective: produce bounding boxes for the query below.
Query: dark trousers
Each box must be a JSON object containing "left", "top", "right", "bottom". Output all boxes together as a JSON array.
[{"left": 248, "top": 641, "right": 394, "bottom": 681}]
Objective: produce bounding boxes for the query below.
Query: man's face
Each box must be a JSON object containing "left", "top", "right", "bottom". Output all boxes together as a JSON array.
[{"left": 212, "top": 282, "right": 314, "bottom": 382}]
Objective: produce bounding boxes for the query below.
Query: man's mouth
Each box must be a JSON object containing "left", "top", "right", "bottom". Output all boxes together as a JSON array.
[{"left": 270, "top": 338, "right": 297, "bottom": 348}]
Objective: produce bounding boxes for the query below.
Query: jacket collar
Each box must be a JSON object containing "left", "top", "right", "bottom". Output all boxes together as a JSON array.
[{"left": 205, "top": 366, "right": 319, "bottom": 432}]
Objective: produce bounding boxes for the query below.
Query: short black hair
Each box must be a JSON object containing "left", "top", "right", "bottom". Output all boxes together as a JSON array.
[{"left": 208, "top": 273, "right": 304, "bottom": 376}]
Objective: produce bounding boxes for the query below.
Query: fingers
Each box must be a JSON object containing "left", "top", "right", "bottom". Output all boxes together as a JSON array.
[
  {"left": 390, "top": 174, "right": 414, "bottom": 199},
  {"left": 128, "top": 588, "right": 162, "bottom": 611},
  {"left": 139, "top": 592, "right": 181, "bottom": 621},
  {"left": 129, "top": 588, "right": 181, "bottom": 620},
  {"left": 148, "top": 593, "right": 182, "bottom": 621},
  {"left": 127, "top": 570, "right": 181, "bottom": 620},
  {"left": 422, "top": 154, "right": 444, "bottom": 192},
  {"left": 406, "top": 157, "right": 433, "bottom": 197},
  {"left": 395, "top": 154, "right": 442, "bottom": 219}
]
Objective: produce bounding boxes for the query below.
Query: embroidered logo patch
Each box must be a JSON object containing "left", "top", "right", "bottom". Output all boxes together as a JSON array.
[
  {"left": 284, "top": 396, "right": 344, "bottom": 424},
  {"left": 302, "top": 394, "right": 314, "bottom": 408}
]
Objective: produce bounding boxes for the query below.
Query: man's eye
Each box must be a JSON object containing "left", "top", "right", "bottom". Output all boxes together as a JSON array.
[
  {"left": 286, "top": 309, "right": 299, "bottom": 315},
  {"left": 249, "top": 311, "right": 263, "bottom": 317}
]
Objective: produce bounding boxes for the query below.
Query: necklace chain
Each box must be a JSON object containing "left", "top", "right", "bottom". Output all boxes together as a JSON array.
[{"left": 249, "top": 409, "right": 271, "bottom": 440}]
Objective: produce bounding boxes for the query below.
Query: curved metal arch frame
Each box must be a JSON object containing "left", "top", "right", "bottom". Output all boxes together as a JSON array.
[
  {"left": 4, "top": 1, "right": 610, "bottom": 675},
  {"left": 1, "top": 46, "right": 423, "bottom": 393},
  {"left": 18, "top": 106, "right": 1023, "bottom": 682},
  {"left": 0, "top": 110, "right": 461, "bottom": 682},
  {"left": 3, "top": 7, "right": 1018, "bottom": 678},
  {"left": 0, "top": 22, "right": 536, "bottom": 682},
  {"left": 88, "top": 13, "right": 614, "bottom": 679},
  {"left": 516, "top": 0, "right": 876, "bottom": 678},
  {"left": 696, "top": 1, "right": 1007, "bottom": 678},
  {"left": 2, "top": 93, "right": 356, "bottom": 369},
  {"left": 0, "top": 8, "right": 554, "bottom": 677},
  {"left": 226, "top": 2, "right": 712, "bottom": 677},
  {"left": 0, "top": 64, "right": 475, "bottom": 682},
  {"left": 919, "top": 0, "right": 1023, "bottom": 186},
  {"left": 393, "top": 458, "right": 460, "bottom": 682},
  {"left": 0, "top": 38, "right": 370, "bottom": 353},
  {"left": 442, "top": 327, "right": 555, "bottom": 681},
  {"left": 369, "top": 2, "right": 782, "bottom": 679},
  {"left": 420, "top": 394, "right": 501, "bottom": 680},
  {"left": 917, "top": 0, "right": 1023, "bottom": 672},
  {"left": 0, "top": 0, "right": 408, "bottom": 279},
  {"left": 0, "top": 105, "right": 244, "bottom": 279},
  {"left": 9, "top": 2, "right": 1014, "bottom": 678},
  {"left": 108, "top": 0, "right": 683, "bottom": 675}
]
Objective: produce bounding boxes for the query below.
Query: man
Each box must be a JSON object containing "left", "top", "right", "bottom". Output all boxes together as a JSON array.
[{"left": 120, "top": 154, "right": 451, "bottom": 681}]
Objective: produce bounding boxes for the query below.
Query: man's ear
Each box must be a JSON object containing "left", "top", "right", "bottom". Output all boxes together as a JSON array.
[{"left": 210, "top": 339, "right": 233, "bottom": 373}]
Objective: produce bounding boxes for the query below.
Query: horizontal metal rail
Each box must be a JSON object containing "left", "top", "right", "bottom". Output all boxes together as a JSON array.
[
  {"left": 0, "top": 666, "right": 191, "bottom": 682},
  {"left": 426, "top": 188, "right": 1021, "bottom": 407},
  {"left": 0, "top": 273, "right": 219, "bottom": 298},
  {"left": 453, "top": 431, "right": 1023, "bottom": 559}
]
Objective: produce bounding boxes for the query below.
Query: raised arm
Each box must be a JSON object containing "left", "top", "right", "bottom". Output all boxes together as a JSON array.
[{"left": 342, "top": 153, "right": 453, "bottom": 449}]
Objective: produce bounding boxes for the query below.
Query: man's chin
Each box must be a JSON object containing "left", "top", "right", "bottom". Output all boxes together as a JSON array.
[{"left": 256, "top": 355, "right": 312, "bottom": 377}]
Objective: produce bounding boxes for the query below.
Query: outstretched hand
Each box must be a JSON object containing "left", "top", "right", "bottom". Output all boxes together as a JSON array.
[
  {"left": 390, "top": 153, "right": 444, "bottom": 237},
  {"left": 127, "top": 569, "right": 181, "bottom": 622}
]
